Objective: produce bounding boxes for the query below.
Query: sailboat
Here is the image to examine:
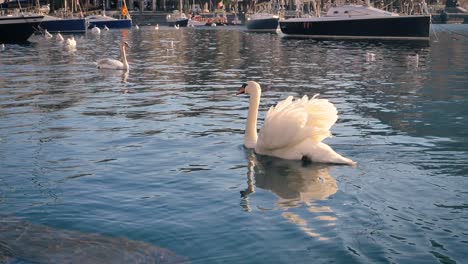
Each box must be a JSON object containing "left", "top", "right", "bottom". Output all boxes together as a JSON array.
[
  {"left": 35, "top": 0, "right": 86, "bottom": 33},
  {"left": 87, "top": 0, "right": 132, "bottom": 29},
  {"left": 0, "top": 13, "right": 43, "bottom": 43},
  {"left": 279, "top": 1, "right": 430, "bottom": 40},
  {"left": 166, "top": 0, "right": 189, "bottom": 27},
  {"left": 246, "top": 0, "right": 281, "bottom": 32}
]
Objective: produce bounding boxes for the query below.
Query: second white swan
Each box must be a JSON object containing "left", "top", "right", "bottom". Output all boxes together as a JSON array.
[
  {"left": 237, "top": 81, "right": 355, "bottom": 165},
  {"left": 96, "top": 41, "right": 130, "bottom": 70}
]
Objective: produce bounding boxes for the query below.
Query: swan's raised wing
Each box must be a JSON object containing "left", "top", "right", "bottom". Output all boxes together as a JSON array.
[{"left": 256, "top": 95, "right": 338, "bottom": 151}]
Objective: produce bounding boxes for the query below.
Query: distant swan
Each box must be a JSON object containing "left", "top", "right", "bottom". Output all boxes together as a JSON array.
[
  {"left": 44, "top": 29, "right": 53, "bottom": 38},
  {"left": 135, "top": 24, "right": 140, "bottom": 30},
  {"left": 65, "top": 37, "right": 76, "bottom": 49},
  {"left": 174, "top": 24, "right": 179, "bottom": 29},
  {"left": 91, "top": 26, "right": 101, "bottom": 35},
  {"left": 103, "top": 25, "right": 110, "bottom": 31},
  {"left": 237, "top": 81, "right": 355, "bottom": 165},
  {"left": 56, "top": 32, "right": 64, "bottom": 42},
  {"left": 155, "top": 24, "right": 159, "bottom": 30},
  {"left": 96, "top": 41, "right": 130, "bottom": 70}
]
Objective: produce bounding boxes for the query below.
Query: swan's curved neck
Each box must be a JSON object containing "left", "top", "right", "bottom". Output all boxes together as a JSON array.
[
  {"left": 245, "top": 90, "right": 260, "bottom": 148},
  {"left": 121, "top": 44, "right": 129, "bottom": 70}
]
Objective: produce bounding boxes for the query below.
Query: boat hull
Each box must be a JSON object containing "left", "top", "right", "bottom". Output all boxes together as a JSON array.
[
  {"left": 40, "top": 17, "right": 86, "bottom": 33},
  {"left": 279, "top": 15, "right": 431, "bottom": 40},
  {"left": 88, "top": 19, "right": 132, "bottom": 29},
  {"left": 167, "top": 18, "right": 189, "bottom": 27},
  {"left": 246, "top": 17, "right": 279, "bottom": 32},
  {"left": 0, "top": 15, "right": 43, "bottom": 43}
]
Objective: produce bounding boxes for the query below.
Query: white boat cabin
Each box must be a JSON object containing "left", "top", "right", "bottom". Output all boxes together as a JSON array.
[{"left": 325, "top": 5, "right": 399, "bottom": 18}]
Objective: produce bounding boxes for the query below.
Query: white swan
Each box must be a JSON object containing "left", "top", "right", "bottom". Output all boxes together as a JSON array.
[
  {"left": 103, "top": 25, "right": 110, "bottom": 31},
  {"left": 91, "top": 26, "right": 101, "bottom": 35},
  {"left": 44, "top": 29, "right": 53, "bottom": 38},
  {"left": 0, "top": 44, "right": 5, "bottom": 51},
  {"left": 65, "top": 37, "right": 76, "bottom": 49},
  {"left": 237, "top": 81, "right": 355, "bottom": 165},
  {"left": 135, "top": 24, "right": 140, "bottom": 30},
  {"left": 56, "top": 32, "right": 64, "bottom": 42},
  {"left": 96, "top": 41, "right": 130, "bottom": 70},
  {"left": 174, "top": 24, "right": 179, "bottom": 29},
  {"left": 155, "top": 24, "right": 159, "bottom": 30}
]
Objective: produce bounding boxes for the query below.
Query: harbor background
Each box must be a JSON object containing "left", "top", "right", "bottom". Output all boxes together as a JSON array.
[{"left": 1, "top": 24, "right": 467, "bottom": 263}]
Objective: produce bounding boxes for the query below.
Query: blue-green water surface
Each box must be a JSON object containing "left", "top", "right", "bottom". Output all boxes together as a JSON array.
[{"left": 0, "top": 25, "right": 467, "bottom": 263}]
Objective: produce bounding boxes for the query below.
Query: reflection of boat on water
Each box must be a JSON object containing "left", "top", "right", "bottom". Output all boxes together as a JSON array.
[
  {"left": 280, "top": 4, "right": 431, "bottom": 40},
  {"left": 0, "top": 216, "right": 189, "bottom": 263},
  {"left": 0, "top": 14, "right": 44, "bottom": 43}
]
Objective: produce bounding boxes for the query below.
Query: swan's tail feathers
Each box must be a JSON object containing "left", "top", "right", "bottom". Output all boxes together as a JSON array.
[{"left": 304, "top": 142, "right": 356, "bottom": 166}]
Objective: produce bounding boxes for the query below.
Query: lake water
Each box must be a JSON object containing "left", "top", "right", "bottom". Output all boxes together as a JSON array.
[{"left": 0, "top": 25, "right": 467, "bottom": 263}]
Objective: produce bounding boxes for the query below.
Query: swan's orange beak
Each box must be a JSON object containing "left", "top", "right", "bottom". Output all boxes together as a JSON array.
[{"left": 236, "top": 83, "right": 248, "bottom": 95}]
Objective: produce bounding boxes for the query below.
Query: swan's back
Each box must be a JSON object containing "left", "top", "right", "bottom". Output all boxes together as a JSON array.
[
  {"left": 97, "top": 58, "right": 124, "bottom": 69},
  {"left": 256, "top": 95, "right": 338, "bottom": 151},
  {"left": 66, "top": 37, "right": 76, "bottom": 48}
]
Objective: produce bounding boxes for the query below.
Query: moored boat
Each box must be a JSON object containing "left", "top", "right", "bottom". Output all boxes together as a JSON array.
[
  {"left": 39, "top": 15, "right": 86, "bottom": 33},
  {"left": 0, "top": 14, "right": 44, "bottom": 43},
  {"left": 166, "top": 11, "right": 189, "bottom": 27},
  {"left": 246, "top": 13, "right": 280, "bottom": 32},
  {"left": 86, "top": 14, "right": 132, "bottom": 29},
  {"left": 87, "top": 2, "right": 132, "bottom": 29},
  {"left": 279, "top": 4, "right": 431, "bottom": 40}
]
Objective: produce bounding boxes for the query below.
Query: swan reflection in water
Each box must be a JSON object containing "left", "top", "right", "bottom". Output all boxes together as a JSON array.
[
  {"left": 97, "top": 69, "right": 129, "bottom": 84},
  {"left": 241, "top": 151, "right": 338, "bottom": 240}
]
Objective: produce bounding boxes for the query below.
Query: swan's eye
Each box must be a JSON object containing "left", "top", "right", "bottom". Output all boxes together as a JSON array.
[{"left": 241, "top": 83, "right": 248, "bottom": 89}]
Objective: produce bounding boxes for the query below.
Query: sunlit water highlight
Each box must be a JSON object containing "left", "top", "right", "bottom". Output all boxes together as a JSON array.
[{"left": 0, "top": 25, "right": 467, "bottom": 263}]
